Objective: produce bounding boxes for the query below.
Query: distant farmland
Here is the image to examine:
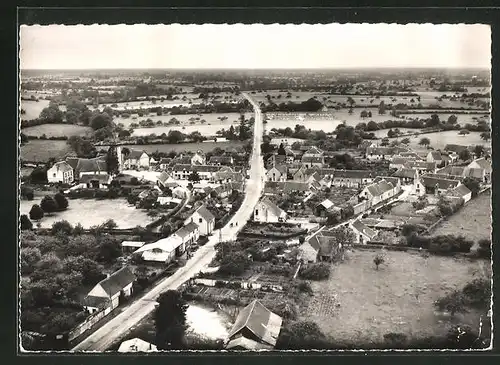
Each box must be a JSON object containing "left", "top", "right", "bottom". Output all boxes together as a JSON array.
[
  {"left": 102, "top": 141, "right": 247, "bottom": 154},
  {"left": 21, "top": 140, "right": 73, "bottom": 162},
  {"left": 22, "top": 124, "right": 93, "bottom": 138}
]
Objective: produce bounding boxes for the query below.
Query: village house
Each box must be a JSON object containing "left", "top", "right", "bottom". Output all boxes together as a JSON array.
[
  {"left": 172, "top": 186, "right": 187, "bottom": 199},
  {"left": 392, "top": 168, "right": 418, "bottom": 184},
  {"left": 208, "top": 155, "right": 234, "bottom": 166},
  {"left": 225, "top": 300, "right": 283, "bottom": 351},
  {"left": 120, "top": 241, "right": 145, "bottom": 254},
  {"left": 467, "top": 158, "right": 491, "bottom": 183},
  {"left": 444, "top": 183, "right": 472, "bottom": 204},
  {"left": 66, "top": 156, "right": 108, "bottom": 180},
  {"left": 266, "top": 164, "right": 287, "bottom": 182},
  {"left": 301, "top": 155, "right": 325, "bottom": 168},
  {"left": 171, "top": 164, "right": 221, "bottom": 181},
  {"left": 389, "top": 156, "right": 416, "bottom": 170},
  {"left": 212, "top": 184, "right": 233, "bottom": 199},
  {"left": 314, "top": 199, "right": 341, "bottom": 217},
  {"left": 444, "top": 144, "right": 469, "bottom": 155},
  {"left": 82, "top": 266, "right": 135, "bottom": 314},
  {"left": 266, "top": 154, "right": 287, "bottom": 168},
  {"left": 329, "top": 169, "right": 376, "bottom": 188},
  {"left": 214, "top": 166, "right": 246, "bottom": 184},
  {"left": 118, "top": 338, "right": 157, "bottom": 353},
  {"left": 301, "top": 232, "right": 343, "bottom": 263},
  {"left": 254, "top": 197, "right": 287, "bottom": 223},
  {"left": 303, "top": 146, "right": 324, "bottom": 158},
  {"left": 349, "top": 219, "right": 378, "bottom": 245},
  {"left": 420, "top": 175, "right": 461, "bottom": 195},
  {"left": 135, "top": 235, "right": 184, "bottom": 264},
  {"left": 436, "top": 165, "right": 467, "bottom": 178},
  {"left": 78, "top": 173, "right": 112, "bottom": 189},
  {"left": 365, "top": 146, "right": 394, "bottom": 160},
  {"left": 191, "top": 151, "right": 206, "bottom": 165},
  {"left": 172, "top": 221, "right": 200, "bottom": 253},
  {"left": 403, "top": 160, "right": 437, "bottom": 173},
  {"left": 121, "top": 149, "right": 150, "bottom": 170},
  {"left": 158, "top": 157, "right": 173, "bottom": 170},
  {"left": 426, "top": 151, "right": 446, "bottom": 166},
  {"left": 358, "top": 179, "right": 399, "bottom": 206},
  {"left": 157, "top": 171, "right": 176, "bottom": 189},
  {"left": 47, "top": 161, "right": 74, "bottom": 184},
  {"left": 264, "top": 181, "right": 314, "bottom": 195},
  {"left": 184, "top": 205, "right": 216, "bottom": 236}
]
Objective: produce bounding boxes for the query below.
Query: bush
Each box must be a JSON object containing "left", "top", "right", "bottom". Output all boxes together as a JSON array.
[
  {"left": 299, "top": 262, "right": 330, "bottom": 280},
  {"left": 29, "top": 204, "right": 44, "bottom": 221},
  {"left": 21, "top": 186, "right": 34, "bottom": 200},
  {"left": 54, "top": 193, "right": 69, "bottom": 210},
  {"left": 51, "top": 220, "right": 73, "bottom": 235},
  {"left": 20, "top": 214, "right": 33, "bottom": 230},
  {"left": 276, "top": 321, "right": 329, "bottom": 350},
  {"left": 476, "top": 239, "right": 491, "bottom": 259}
]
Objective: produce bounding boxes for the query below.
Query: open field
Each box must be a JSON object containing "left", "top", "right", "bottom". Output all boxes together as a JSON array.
[
  {"left": 387, "top": 130, "right": 488, "bottom": 151},
  {"left": 20, "top": 139, "right": 73, "bottom": 162},
  {"left": 20, "top": 198, "right": 154, "bottom": 228},
  {"left": 301, "top": 248, "right": 491, "bottom": 345},
  {"left": 107, "top": 141, "right": 246, "bottom": 154},
  {"left": 20, "top": 99, "right": 51, "bottom": 120},
  {"left": 22, "top": 124, "right": 93, "bottom": 138},
  {"left": 433, "top": 190, "right": 491, "bottom": 242}
]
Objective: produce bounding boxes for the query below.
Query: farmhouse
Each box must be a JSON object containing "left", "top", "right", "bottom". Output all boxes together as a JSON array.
[
  {"left": 82, "top": 266, "right": 135, "bottom": 314},
  {"left": 389, "top": 156, "right": 415, "bottom": 170},
  {"left": 426, "top": 151, "right": 445, "bottom": 166},
  {"left": 403, "top": 160, "right": 437, "bottom": 173},
  {"left": 444, "top": 144, "right": 469, "bottom": 154},
  {"left": 209, "top": 155, "right": 234, "bottom": 166},
  {"left": 121, "top": 149, "right": 150, "bottom": 169},
  {"left": 135, "top": 235, "right": 183, "bottom": 263},
  {"left": 214, "top": 167, "right": 245, "bottom": 183},
  {"left": 303, "top": 146, "right": 324, "bottom": 157},
  {"left": 301, "top": 155, "right": 325, "bottom": 168},
  {"left": 315, "top": 199, "right": 339, "bottom": 217},
  {"left": 120, "top": 241, "right": 145, "bottom": 254},
  {"left": 266, "top": 154, "right": 287, "bottom": 168},
  {"left": 365, "top": 146, "right": 394, "bottom": 160},
  {"left": 173, "top": 221, "right": 200, "bottom": 253},
  {"left": 157, "top": 172, "right": 176, "bottom": 189},
  {"left": 264, "top": 181, "right": 313, "bottom": 195},
  {"left": 158, "top": 157, "right": 173, "bottom": 170},
  {"left": 47, "top": 161, "right": 74, "bottom": 184},
  {"left": 420, "top": 176, "right": 460, "bottom": 195},
  {"left": 301, "top": 233, "right": 343, "bottom": 263},
  {"left": 468, "top": 158, "right": 491, "bottom": 182},
  {"left": 172, "top": 164, "right": 220, "bottom": 181},
  {"left": 118, "top": 338, "right": 157, "bottom": 352},
  {"left": 392, "top": 168, "right": 418, "bottom": 184},
  {"left": 254, "top": 197, "right": 287, "bottom": 223},
  {"left": 266, "top": 165, "right": 287, "bottom": 182},
  {"left": 358, "top": 179, "right": 399, "bottom": 206},
  {"left": 445, "top": 183, "right": 472, "bottom": 204},
  {"left": 329, "top": 169, "right": 376, "bottom": 188},
  {"left": 349, "top": 219, "right": 378, "bottom": 245},
  {"left": 436, "top": 165, "right": 466, "bottom": 178},
  {"left": 184, "top": 205, "right": 216, "bottom": 236},
  {"left": 79, "top": 173, "right": 112, "bottom": 189},
  {"left": 225, "top": 300, "right": 283, "bottom": 351},
  {"left": 66, "top": 157, "right": 108, "bottom": 179}
]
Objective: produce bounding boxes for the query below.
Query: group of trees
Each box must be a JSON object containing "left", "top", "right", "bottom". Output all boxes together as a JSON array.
[
  {"left": 27, "top": 193, "right": 69, "bottom": 224},
  {"left": 261, "top": 98, "right": 324, "bottom": 113}
]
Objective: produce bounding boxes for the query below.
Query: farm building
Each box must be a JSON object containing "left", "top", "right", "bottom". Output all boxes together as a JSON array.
[
  {"left": 120, "top": 148, "right": 150, "bottom": 169},
  {"left": 66, "top": 156, "right": 108, "bottom": 179},
  {"left": 173, "top": 222, "right": 200, "bottom": 253},
  {"left": 301, "top": 232, "right": 343, "bottom": 263},
  {"left": 118, "top": 338, "right": 157, "bottom": 352},
  {"left": 303, "top": 146, "right": 324, "bottom": 157},
  {"left": 135, "top": 235, "right": 183, "bottom": 264},
  {"left": 445, "top": 183, "right": 472, "bottom": 204},
  {"left": 225, "top": 300, "right": 283, "bottom": 351},
  {"left": 157, "top": 172, "right": 177, "bottom": 189},
  {"left": 82, "top": 266, "right": 135, "bottom": 314},
  {"left": 266, "top": 164, "right": 287, "bottom": 182},
  {"left": 209, "top": 155, "right": 234, "bottom": 166},
  {"left": 184, "top": 205, "right": 215, "bottom": 236},
  {"left": 468, "top": 158, "right": 491, "bottom": 182},
  {"left": 358, "top": 179, "right": 399, "bottom": 206},
  {"left": 254, "top": 197, "right": 287, "bottom": 223},
  {"left": 47, "top": 161, "right": 74, "bottom": 184},
  {"left": 349, "top": 219, "right": 378, "bottom": 245},
  {"left": 171, "top": 164, "right": 220, "bottom": 181},
  {"left": 120, "top": 241, "right": 145, "bottom": 253},
  {"left": 214, "top": 166, "right": 246, "bottom": 183},
  {"left": 420, "top": 176, "right": 460, "bottom": 195},
  {"left": 78, "top": 173, "right": 112, "bottom": 189}
]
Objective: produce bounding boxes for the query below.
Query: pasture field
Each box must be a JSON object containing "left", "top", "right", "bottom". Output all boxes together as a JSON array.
[
  {"left": 20, "top": 198, "right": 154, "bottom": 229},
  {"left": 20, "top": 140, "right": 73, "bottom": 162},
  {"left": 387, "top": 130, "right": 488, "bottom": 151},
  {"left": 22, "top": 124, "right": 93, "bottom": 138},
  {"left": 301, "top": 248, "right": 491, "bottom": 345},
  {"left": 20, "top": 99, "right": 51, "bottom": 120},
  {"left": 108, "top": 141, "right": 246, "bottom": 154},
  {"left": 433, "top": 190, "right": 492, "bottom": 242}
]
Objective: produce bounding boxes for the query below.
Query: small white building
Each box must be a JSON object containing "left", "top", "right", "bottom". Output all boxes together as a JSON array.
[
  {"left": 184, "top": 205, "right": 216, "bottom": 236},
  {"left": 135, "top": 235, "right": 183, "bottom": 263},
  {"left": 266, "top": 165, "right": 287, "bottom": 182},
  {"left": 122, "top": 149, "right": 150, "bottom": 169},
  {"left": 254, "top": 197, "right": 287, "bottom": 223},
  {"left": 349, "top": 220, "right": 378, "bottom": 245},
  {"left": 118, "top": 338, "right": 157, "bottom": 353},
  {"left": 47, "top": 161, "right": 74, "bottom": 184}
]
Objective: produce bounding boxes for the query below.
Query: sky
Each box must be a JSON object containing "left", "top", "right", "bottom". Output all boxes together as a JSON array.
[{"left": 20, "top": 24, "right": 491, "bottom": 70}]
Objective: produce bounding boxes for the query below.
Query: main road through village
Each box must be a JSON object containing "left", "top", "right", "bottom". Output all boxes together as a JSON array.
[{"left": 72, "top": 93, "right": 266, "bottom": 351}]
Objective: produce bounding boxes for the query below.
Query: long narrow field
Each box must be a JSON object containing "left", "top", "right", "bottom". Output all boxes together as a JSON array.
[
  {"left": 301, "top": 248, "right": 491, "bottom": 345},
  {"left": 22, "top": 124, "right": 93, "bottom": 138},
  {"left": 20, "top": 140, "right": 73, "bottom": 162},
  {"left": 433, "top": 190, "right": 492, "bottom": 241}
]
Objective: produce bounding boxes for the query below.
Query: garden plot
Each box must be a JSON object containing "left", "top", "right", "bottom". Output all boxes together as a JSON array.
[{"left": 300, "top": 248, "right": 491, "bottom": 345}]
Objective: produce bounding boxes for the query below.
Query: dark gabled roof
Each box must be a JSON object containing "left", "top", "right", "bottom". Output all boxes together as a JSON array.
[
  {"left": 176, "top": 221, "right": 199, "bottom": 238},
  {"left": 95, "top": 266, "right": 135, "bottom": 298},
  {"left": 159, "top": 157, "right": 172, "bottom": 165},
  {"left": 82, "top": 295, "right": 110, "bottom": 309},
  {"left": 428, "top": 151, "right": 442, "bottom": 160},
  {"left": 447, "top": 184, "right": 472, "bottom": 198},
  {"left": 125, "top": 149, "right": 147, "bottom": 160},
  {"left": 465, "top": 167, "right": 485, "bottom": 179},
  {"left": 470, "top": 158, "right": 491, "bottom": 171},
  {"left": 374, "top": 176, "right": 400, "bottom": 187},
  {"left": 172, "top": 164, "right": 221, "bottom": 173},
  {"left": 209, "top": 155, "right": 234, "bottom": 164},
  {"left": 195, "top": 205, "right": 215, "bottom": 222},
  {"left": 259, "top": 197, "right": 285, "bottom": 217},
  {"left": 227, "top": 300, "right": 282, "bottom": 347},
  {"left": 404, "top": 160, "right": 436, "bottom": 171},
  {"left": 65, "top": 157, "right": 79, "bottom": 169},
  {"left": 307, "top": 234, "right": 340, "bottom": 257},
  {"left": 436, "top": 165, "right": 465, "bottom": 177},
  {"left": 157, "top": 171, "right": 172, "bottom": 183},
  {"left": 444, "top": 144, "right": 468, "bottom": 154},
  {"left": 351, "top": 220, "right": 378, "bottom": 239},
  {"left": 75, "top": 158, "right": 107, "bottom": 175},
  {"left": 301, "top": 155, "right": 324, "bottom": 164},
  {"left": 365, "top": 179, "right": 395, "bottom": 197},
  {"left": 50, "top": 161, "right": 73, "bottom": 173},
  {"left": 420, "top": 176, "right": 460, "bottom": 190},
  {"left": 392, "top": 168, "right": 417, "bottom": 179},
  {"left": 79, "top": 173, "right": 110, "bottom": 184}
]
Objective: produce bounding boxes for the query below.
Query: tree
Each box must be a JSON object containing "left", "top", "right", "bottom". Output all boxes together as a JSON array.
[
  {"left": 20, "top": 214, "right": 33, "bottom": 230},
  {"left": 459, "top": 129, "right": 470, "bottom": 135},
  {"left": 299, "top": 263, "right": 330, "bottom": 280},
  {"left": 435, "top": 290, "right": 468, "bottom": 317},
  {"left": 167, "top": 130, "right": 185, "bottom": 144},
  {"left": 90, "top": 112, "right": 113, "bottom": 130},
  {"left": 419, "top": 137, "right": 431, "bottom": 148},
  {"left": 447, "top": 114, "right": 458, "bottom": 125},
  {"left": 106, "top": 146, "right": 120, "bottom": 176},
  {"left": 366, "top": 121, "right": 379, "bottom": 131},
  {"left": 480, "top": 132, "right": 490, "bottom": 141},
  {"left": 39, "top": 103, "right": 63, "bottom": 123},
  {"left": 188, "top": 171, "right": 201, "bottom": 183},
  {"left": 378, "top": 101, "right": 386, "bottom": 115},
  {"left": 29, "top": 204, "right": 44, "bottom": 221},
  {"left": 462, "top": 177, "right": 480, "bottom": 197},
  {"left": 118, "top": 129, "right": 131, "bottom": 138},
  {"left": 51, "top": 220, "right": 73, "bottom": 235},
  {"left": 155, "top": 290, "right": 188, "bottom": 350},
  {"left": 54, "top": 193, "right": 69, "bottom": 210},
  {"left": 40, "top": 195, "right": 58, "bottom": 214},
  {"left": 96, "top": 237, "right": 122, "bottom": 264},
  {"left": 218, "top": 251, "right": 251, "bottom": 276},
  {"left": 373, "top": 254, "right": 384, "bottom": 270},
  {"left": 276, "top": 321, "right": 328, "bottom": 350},
  {"left": 102, "top": 219, "right": 118, "bottom": 230},
  {"left": 458, "top": 149, "right": 471, "bottom": 161},
  {"left": 473, "top": 145, "right": 484, "bottom": 158},
  {"left": 360, "top": 110, "right": 368, "bottom": 119},
  {"left": 20, "top": 247, "right": 42, "bottom": 275},
  {"left": 277, "top": 143, "right": 286, "bottom": 156},
  {"left": 401, "top": 138, "right": 410, "bottom": 145},
  {"left": 476, "top": 239, "right": 491, "bottom": 259}
]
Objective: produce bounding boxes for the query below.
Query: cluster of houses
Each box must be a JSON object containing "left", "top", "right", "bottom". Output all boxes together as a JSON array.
[{"left": 47, "top": 155, "right": 111, "bottom": 188}]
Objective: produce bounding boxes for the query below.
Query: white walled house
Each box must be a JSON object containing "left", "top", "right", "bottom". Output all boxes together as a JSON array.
[
  {"left": 349, "top": 220, "right": 378, "bottom": 245},
  {"left": 191, "top": 152, "right": 206, "bottom": 165},
  {"left": 173, "top": 222, "right": 200, "bottom": 253},
  {"left": 122, "top": 150, "right": 150, "bottom": 169},
  {"left": 47, "top": 161, "right": 74, "bottom": 184},
  {"left": 254, "top": 197, "right": 287, "bottom": 223},
  {"left": 184, "top": 205, "right": 216, "bottom": 236},
  {"left": 136, "top": 235, "right": 183, "bottom": 263},
  {"left": 266, "top": 165, "right": 287, "bottom": 182},
  {"left": 82, "top": 266, "right": 135, "bottom": 314}
]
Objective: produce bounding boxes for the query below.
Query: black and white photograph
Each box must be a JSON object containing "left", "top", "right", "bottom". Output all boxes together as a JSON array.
[{"left": 18, "top": 23, "right": 492, "bottom": 352}]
